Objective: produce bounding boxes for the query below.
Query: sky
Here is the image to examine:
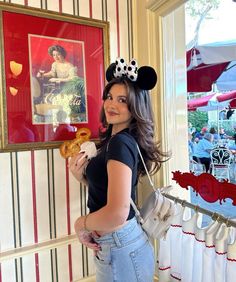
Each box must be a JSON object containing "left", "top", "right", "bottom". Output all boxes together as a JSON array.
[{"left": 185, "top": 0, "right": 236, "bottom": 46}]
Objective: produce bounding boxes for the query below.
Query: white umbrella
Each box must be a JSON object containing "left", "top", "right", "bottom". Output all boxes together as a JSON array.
[{"left": 187, "top": 41, "right": 236, "bottom": 92}]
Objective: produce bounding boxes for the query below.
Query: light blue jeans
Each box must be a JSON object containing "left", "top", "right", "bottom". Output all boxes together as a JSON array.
[{"left": 93, "top": 217, "right": 155, "bottom": 282}]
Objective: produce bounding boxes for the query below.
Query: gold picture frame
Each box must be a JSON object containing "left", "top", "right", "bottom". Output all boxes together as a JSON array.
[{"left": 0, "top": 2, "right": 109, "bottom": 151}]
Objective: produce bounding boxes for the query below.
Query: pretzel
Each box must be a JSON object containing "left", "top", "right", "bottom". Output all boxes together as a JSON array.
[
  {"left": 60, "top": 127, "right": 91, "bottom": 159},
  {"left": 59, "top": 141, "right": 72, "bottom": 159},
  {"left": 76, "top": 127, "right": 91, "bottom": 140}
]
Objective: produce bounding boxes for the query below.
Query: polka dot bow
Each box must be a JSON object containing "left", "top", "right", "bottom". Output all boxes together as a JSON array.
[
  {"left": 106, "top": 57, "right": 158, "bottom": 90},
  {"left": 114, "top": 57, "right": 138, "bottom": 82}
]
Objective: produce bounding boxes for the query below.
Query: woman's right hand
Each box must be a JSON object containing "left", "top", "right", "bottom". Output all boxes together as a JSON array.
[
  {"left": 68, "top": 152, "right": 88, "bottom": 183},
  {"left": 36, "top": 70, "right": 45, "bottom": 78}
]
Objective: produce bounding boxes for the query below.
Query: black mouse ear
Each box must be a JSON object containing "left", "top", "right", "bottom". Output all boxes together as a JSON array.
[
  {"left": 106, "top": 63, "right": 116, "bottom": 82},
  {"left": 136, "top": 66, "right": 158, "bottom": 90}
]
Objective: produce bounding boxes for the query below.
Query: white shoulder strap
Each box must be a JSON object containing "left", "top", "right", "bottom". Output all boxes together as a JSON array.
[
  {"left": 136, "top": 144, "right": 155, "bottom": 191},
  {"left": 130, "top": 144, "right": 155, "bottom": 217}
]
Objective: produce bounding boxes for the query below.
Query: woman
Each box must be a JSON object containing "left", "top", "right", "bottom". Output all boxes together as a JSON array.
[
  {"left": 69, "top": 58, "right": 168, "bottom": 281},
  {"left": 35, "top": 45, "right": 85, "bottom": 123},
  {"left": 37, "top": 45, "right": 78, "bottom": 82}
]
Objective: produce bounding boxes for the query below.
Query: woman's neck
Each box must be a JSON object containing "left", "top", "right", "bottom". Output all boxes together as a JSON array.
[{"left": 111, "top": 127, "right": 128, "bottom": 136}]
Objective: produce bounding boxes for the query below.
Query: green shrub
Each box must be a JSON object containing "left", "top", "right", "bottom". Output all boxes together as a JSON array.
[{"left": 188, "top": 111, "right": 208, "bottom": 132}]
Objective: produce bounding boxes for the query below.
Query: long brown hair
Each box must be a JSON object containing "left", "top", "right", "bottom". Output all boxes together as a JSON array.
[{"left": 98, "top": 77, "right": 169, "bottom": 176}]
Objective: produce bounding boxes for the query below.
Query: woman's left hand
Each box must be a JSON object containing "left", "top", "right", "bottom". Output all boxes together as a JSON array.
[
  {"left": 76, "top": 230, "right": 101, "bottom": 251},
  {"left": 74, "top": 217, "right": 100, "bottom": 251},
  {"left": 49, "top": 78, "right": 61, "bottom": 83}
]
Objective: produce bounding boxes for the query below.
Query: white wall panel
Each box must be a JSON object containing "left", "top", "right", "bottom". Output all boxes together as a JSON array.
[
  {"left": 61, "top": 0, "right": 74, "bottom": 15},
  {"left": 69, "top": 175, "right": 82, "bottom": 233},
  {"left": 118, "top": 0, "right": 129, "bottom": 60},
  {"left": 1, "top": 260, "right": 16, "bottom": 282},
  {"left": 10, "top": 0, "right": 24, "bottom": 4},
  {"left": 162, "top": 7, "right": 189, "bottom": 184},
  {"left": 47, "top": 0, "right": 59, "bottom": 12},
  {"left": 54, "top": 149, "right": 67, "bottom": 236},
  {"left": 34, "top": 150, "right": 50, "bottom": 242},
  {"left": 22, "top": 254, "right": 36, "bottom": 282},
  {"left": 18, "top": 151, "right": 34, "bottom": 246},
  {"left": 92, "top": 0, "right": 103, "bottom": 20},
  {"left": 78, "top": 0, "right": 90, "bottom": 17},
  {"left": 106, "top": 0, "right": 118, "bottom": 60},
  {"left": 28, "top": 0, "right": 41, "bottom": 8},
  {"left": 0, "top": 153, "right": 14, "bottom": 251},
  {"left": 57, "top": 246, "right": 70, "bottom": 282},
  {"left": 71, "top": 242, "right": 83, "bottom": 280},
  {"left": 38, "top": 250, "right": 53, "bottom": 281}
]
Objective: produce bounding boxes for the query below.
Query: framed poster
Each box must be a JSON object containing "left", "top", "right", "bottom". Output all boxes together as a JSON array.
[{"left": 0, "top": 2, "right": 109, "bottom": 151}]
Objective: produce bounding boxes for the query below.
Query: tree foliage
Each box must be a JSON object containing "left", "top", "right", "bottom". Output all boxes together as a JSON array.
[
  {"left": 186, "top": 0, "right": 220, "bottom": 131},
  {"left": 188, "top": 111, "right": 208, "bottom": 132},
  {"left": 186, "top": 0, "right": 220, "bottom": 19}
]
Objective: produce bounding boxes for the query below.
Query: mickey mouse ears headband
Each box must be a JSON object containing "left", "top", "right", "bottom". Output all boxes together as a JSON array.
[{"left": 106, "top": 57, "right": 158, "bottom": 90}]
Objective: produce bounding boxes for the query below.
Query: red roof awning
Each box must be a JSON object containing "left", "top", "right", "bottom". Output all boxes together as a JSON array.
[
  {"left": 188, "top": 91, "right": 236, "bottom": 111},
  {"left": 217, "top": 90, "right": 236, "bottom": 102},
  {"left": 230, "top": 99, "right": 236, "bottom": 108},
  {"left": 187, "top": 94, "right": 215, "bottom": 110},
  {"left": 187, "top": 49, "right": 229, "bottom": 92}
]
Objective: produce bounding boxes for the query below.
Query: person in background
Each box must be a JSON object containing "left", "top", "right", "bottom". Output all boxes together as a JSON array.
[
  {"left": 194, "top": 127, "right": 208, "bottom": 141},
  {"left": 69, "top": 58, "right": 169, "bottom": 281},
  {"left": 219, "top": 109, "right": 227, "bottom": 120},
  {"left": 219, "top": 128, "right": 228, "bottom": 139},
  {"left": 188, "top": 132, "right": 194, "bottom": 158},
  {"left": 188, "top": 122, "right": 196, "bottom": 136},
  {"left": 209, "top": 127, "right": 220, "bottom": 141},
  {"left": 194, "top": 137, "right": 200, "bottom": 144},
  {"left": 232, "top": 125, "right": 236, "bottom": 144},
  {"left": 226, "top": 106, "right": 235, "bottom": 120},
  {"left": 193, "top": 132, "right": 214, "bottom": 172},
  {"left": 228, "top": 125, "right": 236, "bottom": 150}
]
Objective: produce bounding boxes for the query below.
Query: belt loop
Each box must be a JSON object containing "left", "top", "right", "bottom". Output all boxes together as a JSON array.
[{"left": 112, "top": 232, "right": 122, "bottom": 247}]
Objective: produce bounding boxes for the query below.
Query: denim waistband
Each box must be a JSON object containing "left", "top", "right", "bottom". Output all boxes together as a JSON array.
[{"left": 93, "top": 217, "right": 145, "bottom": 247}]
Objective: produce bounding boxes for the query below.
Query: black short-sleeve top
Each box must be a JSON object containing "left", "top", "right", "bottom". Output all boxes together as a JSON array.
[{"left": 86, "top": 129, "right": 139, "bottom": 220}]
